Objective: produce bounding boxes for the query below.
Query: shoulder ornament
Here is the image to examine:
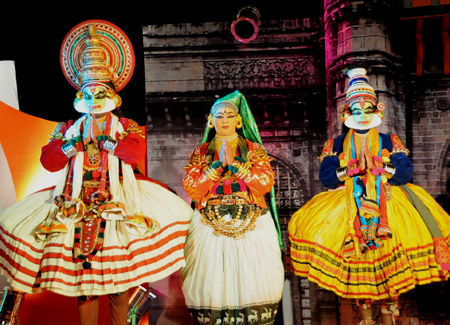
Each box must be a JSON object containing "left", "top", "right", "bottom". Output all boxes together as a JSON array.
[
  {"left": 318, "top": 139, "right": 337, "bottom": 162},
  {"left": 390, "top": 134, "right": 410, "bottom": 156},
  {"left": 119, "top": 119, "right": 145, "bottom": 140}
]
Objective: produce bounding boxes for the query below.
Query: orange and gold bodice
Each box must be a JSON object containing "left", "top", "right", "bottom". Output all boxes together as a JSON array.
[{"left": 183, "top": 137, "right": 274, "bottom": 210}]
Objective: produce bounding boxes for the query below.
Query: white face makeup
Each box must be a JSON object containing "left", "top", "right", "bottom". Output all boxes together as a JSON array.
[
  {"left": 83, "top": 85, "right": 107, "bottom": 114},
  {"left": 350, "top": 102, "right": 375, "bottom": 128},
  {"left": 344, "top": 100, "right": 381, "bottom": 130}
]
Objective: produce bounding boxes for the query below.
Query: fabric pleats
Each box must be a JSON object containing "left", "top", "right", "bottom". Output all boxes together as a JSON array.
[
  {"left": 288, "top": 183, "right": 450, "bottom": 300},
  {"left": 0, "top": 180, "right": 192, "bottom": 296},
  {"left": 181, "top": 210, "right": 284, "bottom": 324}
]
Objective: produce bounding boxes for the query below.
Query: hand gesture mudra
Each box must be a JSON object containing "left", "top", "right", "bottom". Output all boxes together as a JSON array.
[
  {"left": 359, "top": 139, "right": 373, "bottom": 171},
  {"left": 219, "top": 139, "right": 235, "bottom": 167},
  {"left": 83, "top": 111, "right": 100, "bottom": 145}
]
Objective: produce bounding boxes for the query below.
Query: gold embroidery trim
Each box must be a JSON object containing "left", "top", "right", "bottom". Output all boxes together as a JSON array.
[
  {"left": 318, "top": 151, "right": 337, "bottom": 162},
  {"left": 391, "top": 148, "right": 410, "bottom": 156}
]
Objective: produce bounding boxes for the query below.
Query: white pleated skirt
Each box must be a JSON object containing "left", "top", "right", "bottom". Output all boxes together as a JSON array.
[
  {"left": 0, "top": 180, "right": 193, "bottom": 296},
  {"left": 181, "top": 209, "right": 284, "bottom": 324}
]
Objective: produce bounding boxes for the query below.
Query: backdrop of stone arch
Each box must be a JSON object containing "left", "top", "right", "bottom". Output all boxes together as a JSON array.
[{"left": 268, "top": 154, "right": 320, "bottom": 325}]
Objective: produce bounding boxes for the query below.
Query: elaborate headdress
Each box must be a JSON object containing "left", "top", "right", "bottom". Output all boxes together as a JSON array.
[
  {"left": 340, "top": 68, "right": 385, "bottom": 130},
  {"left": 60, "top": 20, "right": 135, "bottom": 113},
  {"left": 202, "top": 90, "right": 283, "bottom": 249}
]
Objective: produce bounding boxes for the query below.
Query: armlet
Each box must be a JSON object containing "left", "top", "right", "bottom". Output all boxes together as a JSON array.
[
  {"left": 318, "top": 139, "right": 337, "bottom": 162},
  {"left": 184, "top": 147, "right": 204, "bottom": 170},
  {"left": 249, "top": 142, "right": 272, "bottom": 164},
  {"left": 391, "top": 148, "right": 410, "bottom": 156},
  {"left": 48, "top": 122, "right": 68, "bottom": 142}
]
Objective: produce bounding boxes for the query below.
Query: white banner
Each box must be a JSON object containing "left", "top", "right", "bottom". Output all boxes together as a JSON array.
[{"left": 0, "top": 60, "right": 20, "bottom": 110}]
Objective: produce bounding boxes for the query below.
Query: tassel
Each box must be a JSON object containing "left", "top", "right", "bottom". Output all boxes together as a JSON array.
[{"left": 223, "top": 179, "right": 232, "bottom": 195}]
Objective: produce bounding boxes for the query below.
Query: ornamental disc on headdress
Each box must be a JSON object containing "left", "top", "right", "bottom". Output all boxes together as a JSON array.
[{"left": 60, "top": 19, "right": 135, "bottom": 92}]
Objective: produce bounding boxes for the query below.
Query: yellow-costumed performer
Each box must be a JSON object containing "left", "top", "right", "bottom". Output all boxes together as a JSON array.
[{"left": 288, "top": 67, "right": 450, "bottom": 325}]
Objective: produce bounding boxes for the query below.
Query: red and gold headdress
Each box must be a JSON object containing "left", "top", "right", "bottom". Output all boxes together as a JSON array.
[
  {"left": 339, "top": 68, "right": 385, "bottom": 129},
  {"left": 60, "top": 19, "right": 135, "bottom": 113}
]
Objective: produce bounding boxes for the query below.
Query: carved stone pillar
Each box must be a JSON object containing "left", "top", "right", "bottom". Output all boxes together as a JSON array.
[{"left": 324, "top": 0, "right": 405, "bottom": 140}]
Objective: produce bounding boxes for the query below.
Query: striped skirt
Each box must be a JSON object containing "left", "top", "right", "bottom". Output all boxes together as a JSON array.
[
  {"left": 288, "top": 183, "right": 450, "bottom": 300},
  {"left": 181, "top": 210, "right": 284, "bottom": 325},
  {"left": 0, "top": 180, "right": 192, "bottom": 296}
]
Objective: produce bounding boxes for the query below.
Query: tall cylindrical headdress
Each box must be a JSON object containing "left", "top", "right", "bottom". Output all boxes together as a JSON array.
[
  {"left": 60, "top": 20, "right": 135, "bottom": 113},
  {"left": 340, "top": 68, "right": 385, "bottom": 129}
]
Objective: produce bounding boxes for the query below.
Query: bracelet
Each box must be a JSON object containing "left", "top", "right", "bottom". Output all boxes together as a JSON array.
[
  {"left": 103, "top": 138, "right": 117, "bottom": 154},
  {"left": 235, "top": 163, "right": 251, "bottom": 179},
  {"left": 231, "top": 160, "right": 251, "bottom": 179},
  {"left": 336, "top": 166, "right": 350, "bottom": 182},
  {"left": 383, "top": 162, "right": 396, "bottom": 179},
  {"left": 62, "top": 142, "right": 78, "bottom": 158},
  {"left": 204, "top": 166, "right": 222, "bottom": 182}
]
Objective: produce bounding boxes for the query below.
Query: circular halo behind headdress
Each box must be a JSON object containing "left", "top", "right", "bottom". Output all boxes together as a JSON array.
[
  {"left": 60, "top": 19, "right": 135, "bottom": 113},
  {"left": 340, "top": 68, "right": 385, "bottom": 130}
]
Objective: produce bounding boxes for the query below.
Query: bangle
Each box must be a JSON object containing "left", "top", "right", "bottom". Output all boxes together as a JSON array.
[
  {"left": 383, "top": 162, "right": 396, "bottom": 179},
  {"left": 204, "top": 166, "right": 221, "bottom": 182},
  {"left": 103, "top": 138, "right": 117, "bottom": 154},
  {"left": 235, "top": 162, "right": 251, "bottom": 179},
  {"left": 62, "top": 142, "right": 78, "bottom": 158},
  {"left": 336, "top": 166, "right": 350, "bottom": 182}
]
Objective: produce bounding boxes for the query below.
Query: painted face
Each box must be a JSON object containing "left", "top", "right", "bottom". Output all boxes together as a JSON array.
[
  {"left": 350, "top": 101, "right": 375, "bottom": 128},
  {"left": 213, "top": 106, "right": 239, "bottom": 137},
  {"left": 83, "top": 85, "right": 107, "bottom": 113}
]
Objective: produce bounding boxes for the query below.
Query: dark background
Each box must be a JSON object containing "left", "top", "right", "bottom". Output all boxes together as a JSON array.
[{"left": 0, "top": 2, "right": 323, "bottom": 125}]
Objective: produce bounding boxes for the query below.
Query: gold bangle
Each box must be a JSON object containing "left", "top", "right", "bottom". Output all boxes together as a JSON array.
[
  {"left": 236, "top": 163, "right": 251, "bottom": 179},
  {"left": 204, "top": 167, "right": 221, "bottom": 182},
  {"left": 383, "top": 162, "right": 396, "bottom": 179},
  {"left": 336, "top": 166, "right": 350, "bottom": 182}
]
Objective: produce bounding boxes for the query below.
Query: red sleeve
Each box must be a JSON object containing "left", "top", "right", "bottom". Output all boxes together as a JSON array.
[
  {"left": 40, "top": 139, "right": 70, "bottom": 172},
  {"left": 182, "top": 143, "right": 213, "bottom": 202},
  {"left": 241, "top": 140, "right": 275, "bottom": 197},
  {"left": 114, "top": 133, "right": 146, "bottom": 168},
  {"left": 114, "top": 118, "right": 146, "bottom": 168}
]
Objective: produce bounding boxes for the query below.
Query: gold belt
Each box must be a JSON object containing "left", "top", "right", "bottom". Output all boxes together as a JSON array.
[
  {"left": 82, "top": 180, "right": 102, "bottom": 188},
  {"left": 207, "top": 198, "right": 248, "bottom": 206},
  {"left": 201, "top": 195, "right": 266, "bottom": 239}
]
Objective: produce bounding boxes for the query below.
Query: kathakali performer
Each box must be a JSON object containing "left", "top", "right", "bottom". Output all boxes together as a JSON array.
[
  {"left": 0, "top": 20, "right": 192, "bottom": 324},
  {"left": 288, "top": 67, "right": 450, "bottom": 325},
  {"left": 181, "top": 90, "right": 284, "bottom": 325}
]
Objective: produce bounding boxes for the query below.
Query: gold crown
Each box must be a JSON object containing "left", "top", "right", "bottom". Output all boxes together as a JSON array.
[{"left": 79, "top": 24, "right": 117, "bottom": 89}]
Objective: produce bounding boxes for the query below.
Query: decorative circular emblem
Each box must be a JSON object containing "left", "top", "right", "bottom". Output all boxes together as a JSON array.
[{"left": 60, "top": 19, "right": 135, "bottom": 92}]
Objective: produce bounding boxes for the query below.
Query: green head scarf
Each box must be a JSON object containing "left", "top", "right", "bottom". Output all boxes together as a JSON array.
[{"left": 202, "top": 90, "right": 283, "bottom": 250}]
